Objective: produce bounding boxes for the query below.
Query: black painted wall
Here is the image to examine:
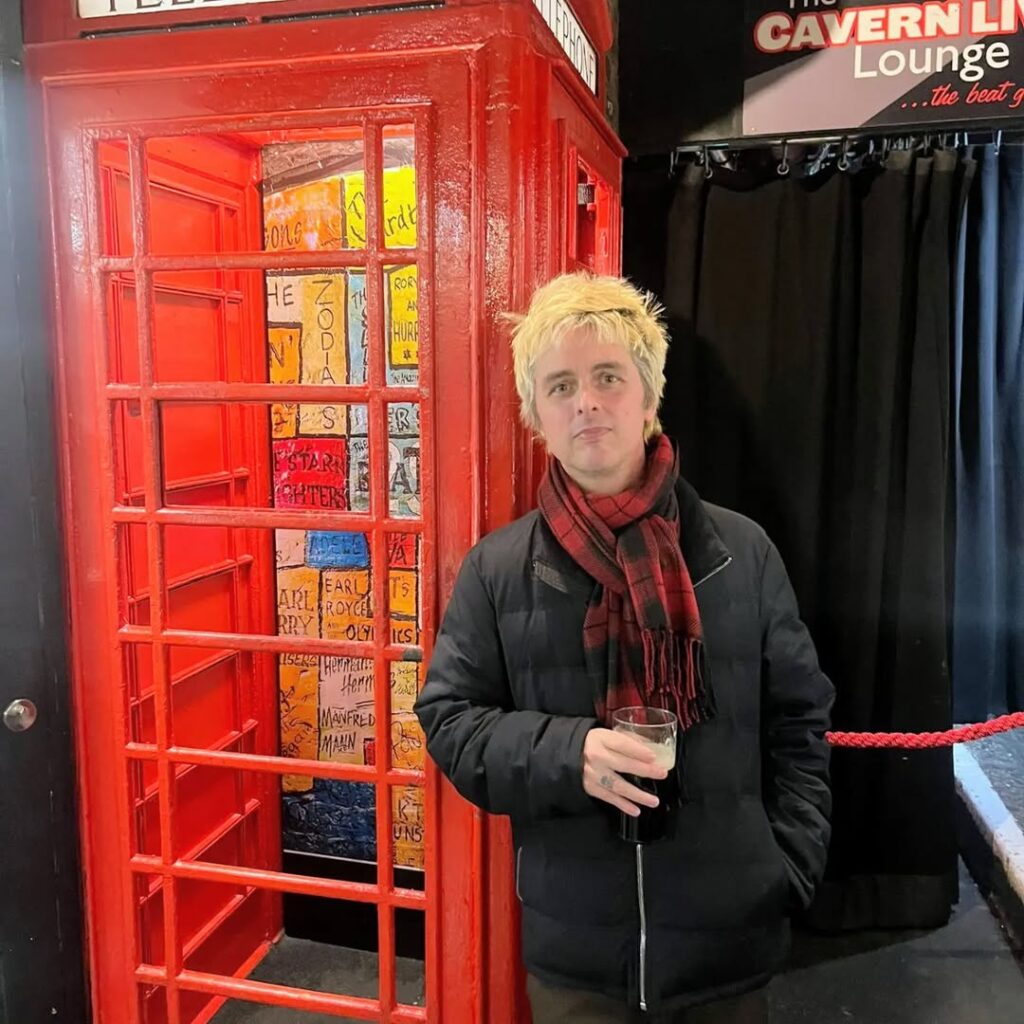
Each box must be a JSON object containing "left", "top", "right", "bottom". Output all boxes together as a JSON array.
[
  {"left": 0, "top": 2, "right": 88, "bottom": 1020},
  {"left": 619, "top": 1, "right": 746, "bottom": 154}
]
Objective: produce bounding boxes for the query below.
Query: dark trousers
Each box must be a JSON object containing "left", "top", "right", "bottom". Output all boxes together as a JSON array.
[{"left": 527, "top": 975, "right": 770, "bottom": 1024}]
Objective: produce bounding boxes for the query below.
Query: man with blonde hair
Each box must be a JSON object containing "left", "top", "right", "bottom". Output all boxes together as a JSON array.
[{"left": 415, "top": 273, "right": 834, "bottom": 1022}]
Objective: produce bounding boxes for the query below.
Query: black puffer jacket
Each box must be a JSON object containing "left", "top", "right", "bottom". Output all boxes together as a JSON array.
[{"left": 414, "top": 478, "right": 834, "bottom": 1014}]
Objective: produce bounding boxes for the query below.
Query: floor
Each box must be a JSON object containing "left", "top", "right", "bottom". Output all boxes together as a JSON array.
[
  {"left": 209, "top": 941, "right": 424, "bottom": 1024},
  {"left": 773, "top": 859, "right": 1024, "bottom": 1024},
  {"left": 209, "top": 858, "right": 1024, "bottom": 1023}
]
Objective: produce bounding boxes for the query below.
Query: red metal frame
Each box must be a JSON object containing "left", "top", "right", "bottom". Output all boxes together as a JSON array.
[
  {"left": 128, "top": 110, "right": 433, "bottom": 1022},
  {"left": 52, "top": 98, "right": 447, "bottom": 1024},
  {"left": 25, "top": 0, "right": 613, "bottom": 105},
  {"left": 27, "top": 0, "right": 614, "bottom": 43},
  {"left": 27, "top": 3, "right": 623, "bottom": 1022}
]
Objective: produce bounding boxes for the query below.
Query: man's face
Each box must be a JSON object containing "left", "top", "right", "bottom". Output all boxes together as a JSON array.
[{"left": 532, "top": 328, "right": 654, "bottom": 492}]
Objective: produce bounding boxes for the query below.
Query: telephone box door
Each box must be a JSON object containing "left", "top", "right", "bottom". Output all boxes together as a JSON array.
[{"left": 42, "top": 49, "right": 479, "bottom": 1024}]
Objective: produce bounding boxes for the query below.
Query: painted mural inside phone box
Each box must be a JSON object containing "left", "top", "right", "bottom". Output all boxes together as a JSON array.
[{"left": 260, "top": 141, "right": 426, "bottom": 870}]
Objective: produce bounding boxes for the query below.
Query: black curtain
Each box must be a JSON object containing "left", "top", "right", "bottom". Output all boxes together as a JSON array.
[
  {"left": 953, "top": 145, "right": 1024, "bottom": 721},
  {"left": 643, "top": 148, "right": 975, "bottom": 930}
]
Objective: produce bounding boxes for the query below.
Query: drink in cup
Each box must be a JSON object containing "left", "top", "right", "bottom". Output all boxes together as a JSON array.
[{"left": 612, "top": 706, "right": 679, "bottom": 844}]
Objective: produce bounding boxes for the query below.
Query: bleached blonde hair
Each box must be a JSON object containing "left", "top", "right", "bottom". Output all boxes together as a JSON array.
[{"left": 506, "top": 272, "right": 669, "bottom": 441}]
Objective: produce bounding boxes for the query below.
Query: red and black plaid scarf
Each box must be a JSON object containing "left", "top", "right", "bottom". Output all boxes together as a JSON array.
[{"left": 538, "top": 434, "right": 715, "bottom": 729}]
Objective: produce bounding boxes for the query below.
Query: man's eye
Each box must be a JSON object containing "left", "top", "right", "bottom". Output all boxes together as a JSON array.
[
  {"left": 602, "top": 374, "right": 621, "bottom": 384},
  {"left": 551, "top": 383, "right": 570, "bottom": 395}
]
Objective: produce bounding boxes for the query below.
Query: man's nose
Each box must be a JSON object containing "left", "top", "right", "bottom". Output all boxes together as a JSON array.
[{"left": 576, "top": 384, "right": 599, "bottom": 413}]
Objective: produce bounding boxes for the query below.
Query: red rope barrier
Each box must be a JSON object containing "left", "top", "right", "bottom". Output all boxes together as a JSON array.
[{"left": 826, "top": 711, "right": 1024, "bottom": 749}]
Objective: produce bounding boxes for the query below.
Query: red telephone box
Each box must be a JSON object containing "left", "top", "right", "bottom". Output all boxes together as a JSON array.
[{"left": 25, "top": 2, "right": 623, "bottom": 1021}]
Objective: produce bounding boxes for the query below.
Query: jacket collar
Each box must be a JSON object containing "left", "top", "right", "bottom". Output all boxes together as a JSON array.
[
  {"left": 675, "top": 477, "right": 732, "bottom": 588},
  {"left": 533, "top": 476, "right": 732, "bottom": 591}
]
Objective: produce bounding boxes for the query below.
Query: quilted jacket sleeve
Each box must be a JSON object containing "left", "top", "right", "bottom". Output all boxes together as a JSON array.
[
  {"left": 414, "top": 550, "right": 598, "bottom": 822},
  {"left": 760, "top": 540, "right": 835, "bottom": 911}
]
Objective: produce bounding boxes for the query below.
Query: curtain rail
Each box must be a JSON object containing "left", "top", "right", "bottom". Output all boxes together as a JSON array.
[{"left": 670, "top": 126, "right": 1024, "bottom": 156}]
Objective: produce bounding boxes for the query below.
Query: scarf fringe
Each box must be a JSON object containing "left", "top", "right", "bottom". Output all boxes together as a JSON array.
[{"left": 641, "top": 630, "right": 716, "bottom": 730}]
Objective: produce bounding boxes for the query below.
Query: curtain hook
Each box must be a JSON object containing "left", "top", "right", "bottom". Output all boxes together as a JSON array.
[
  {"left": 995, "top": 129, "right": 1003, "bottom": 154},
  {"left": 777, "top": 140, "right": 790, "bottom": 176},
  {"left": 806, "top": 143, "right": 825, "bottom": 176},
  {"left": 703, "top": 145, "right": 713, "bottom": 179},
  {"left": 838, "top": 136, "right": 852, "bottom": 172}
]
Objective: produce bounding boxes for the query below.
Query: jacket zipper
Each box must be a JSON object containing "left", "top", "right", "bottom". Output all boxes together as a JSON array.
[
  {"left": 515, "top": 847, "right": 523, "bottom": 902},
  {"left": 693, "top": 554, "right": 732, "bottom": 589},
  {"left": 636, "top": 844, "right": 648, "bottom": 1012},
  {"left": 634, "top": 555, "right": 729, "bottom": 1012}
]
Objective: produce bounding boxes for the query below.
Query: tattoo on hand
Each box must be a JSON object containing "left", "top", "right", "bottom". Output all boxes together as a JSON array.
[{"left": 600, "top": 775, "right": 615, "bottom": 791}]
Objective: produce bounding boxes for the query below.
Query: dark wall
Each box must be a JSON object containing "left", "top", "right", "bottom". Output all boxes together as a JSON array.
[
  {"left": 622, "top": 159, "right": 674, "bottom": 298},
  {"left": 0, "top": 2, "right": 88, "bottom": 1021},
  {"left": 619, "top": 1, "right": 745, "bottom": 155}
]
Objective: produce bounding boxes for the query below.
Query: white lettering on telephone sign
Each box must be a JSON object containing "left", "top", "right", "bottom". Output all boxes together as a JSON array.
[
  {"left": 79, "top": 0, "right": 286, "bottom": 18},
  {"left": 532, "top": 0, "right": 598, "bottom": 95}
]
